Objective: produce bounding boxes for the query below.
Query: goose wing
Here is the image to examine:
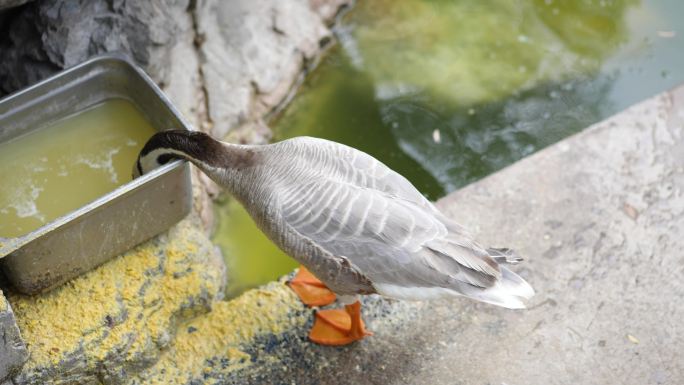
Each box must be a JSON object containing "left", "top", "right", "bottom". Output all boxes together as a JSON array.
[{"left": 277, "top": 149, "right": 501, "bottom": 292}]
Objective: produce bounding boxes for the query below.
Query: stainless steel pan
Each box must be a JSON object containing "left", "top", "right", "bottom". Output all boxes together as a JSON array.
[{"left": 0, "top": 54, "right": 193, "bottom": 294}]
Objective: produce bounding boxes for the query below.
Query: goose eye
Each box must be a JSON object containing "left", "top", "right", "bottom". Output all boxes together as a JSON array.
[{"left": 157, "top": 153, "right": 175, "bottom": 165}]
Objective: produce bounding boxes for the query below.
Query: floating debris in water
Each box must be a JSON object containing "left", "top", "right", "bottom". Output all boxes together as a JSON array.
[
  {"left": 432, "top": 129, "right": 441, "bottom": 144},
  {"left": 657, "top": 30, "right": 676, "bottom": 38}
]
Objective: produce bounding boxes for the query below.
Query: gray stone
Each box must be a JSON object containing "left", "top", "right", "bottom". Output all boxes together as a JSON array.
[
  {"left": 0, "top": 0, "right": 190, "bottom": 96},
  {"left": 310, "top": 0, "right": 351, "bottom": 21},
  {"left": 161, "top": 84, "right": 684, "bottom": 384},
  {"left": 0, "top": 0, "right": 31, "bottom": 10},
  {"left": 0, "top": 290, "right": 28, "bottom": 383},
  {"left": 195, "top": 0, "right": 343, "bottom": 138},
  {"left": 0, "top": 0, "right": 204, "bottom": 133},
  {"left": 0, "top": 0, "right": 349, "bottom": 140}
]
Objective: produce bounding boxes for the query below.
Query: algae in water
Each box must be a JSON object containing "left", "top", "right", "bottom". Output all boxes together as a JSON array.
[
  {"left": 346, "top": 0, "right": 635, "bottom": 106},
  {"left": 213, "top": 198, "right": 298, "bottom": 298}
]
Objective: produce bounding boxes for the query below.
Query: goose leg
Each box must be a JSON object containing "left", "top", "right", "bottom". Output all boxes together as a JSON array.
[
  {"left": 309, "top": 301, "right": 372, "bottom": 345},
  {"left": 288, "top": 265, "right": 336, "bottom": 306}
]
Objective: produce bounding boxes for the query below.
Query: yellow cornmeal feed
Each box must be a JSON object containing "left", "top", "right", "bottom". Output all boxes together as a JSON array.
[
  {"left": 133, "top": 282, "right": 308, "bottom": 384},
  {"left": 7, "top": 215, "right": 308, "bottom": 384},
  {"left": 8, "top": 217, "right": 224, "bottom": 371}
]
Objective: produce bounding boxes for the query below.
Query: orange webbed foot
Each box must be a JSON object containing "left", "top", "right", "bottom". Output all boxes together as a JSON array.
[
  {"left": 308, "top": 301, "right": 372, "bottom": 346},
  {"left": 288, "top": 265, "right": 336, "bottom": 307}
]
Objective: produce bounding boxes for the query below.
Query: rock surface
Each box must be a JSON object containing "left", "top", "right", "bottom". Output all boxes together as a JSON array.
[
  {"left": 6, "top": 215, "right": 225, "bottom": 385},
  {"left": 0, "top": 290, "right": 28, "bottom": 383},
  {"left": 0, "top": 0, "right": 30, "bottom": 10},
  {"left": 0, "top": 0, "right": 349, "bottom": 139},
  {"left": 195, "top": 0, "right": 339, "bottom": 138},
  {"left": 123, "top": 83, "right": 684, "bottom": 384},
  {"left": 0, "top": 0, "right": 204, "bottom": 126}
]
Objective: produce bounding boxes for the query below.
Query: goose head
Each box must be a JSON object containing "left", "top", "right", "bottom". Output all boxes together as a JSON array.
[
  {"left": 134, "top": 130, "right": 217, "bottom": 178},
  {"left": 133, "top": 129, "right": 259, "bottom": 181}
]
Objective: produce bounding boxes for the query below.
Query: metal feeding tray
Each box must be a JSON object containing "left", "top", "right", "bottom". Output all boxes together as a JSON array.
[{"left": 0, "top": 54, "right": 193, "bottom": 294}]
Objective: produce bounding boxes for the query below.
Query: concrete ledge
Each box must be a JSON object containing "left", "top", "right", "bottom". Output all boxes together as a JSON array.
[{"left": 417, "top": 85, "right": 684, "bottom": 385}]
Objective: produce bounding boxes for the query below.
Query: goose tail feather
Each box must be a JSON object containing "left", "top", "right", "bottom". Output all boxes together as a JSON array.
[
  {"left": 486, "top": 247, "right": 524, "bottom": 264},
  {"left": 462, "top": 266, "right": 535, "bottom": 309}
]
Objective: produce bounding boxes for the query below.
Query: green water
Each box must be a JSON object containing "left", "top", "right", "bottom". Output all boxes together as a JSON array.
[
  {"left": 214, "top": 197, "right": 298, "bottom": 298},
  {"left": 214, "top": 0, "right": 684, "bottom": 297}
]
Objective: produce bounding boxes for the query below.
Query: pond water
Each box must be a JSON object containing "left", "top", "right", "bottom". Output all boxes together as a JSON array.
[{"left": 214, "top": 0, "right": 684, "bottom": 298}]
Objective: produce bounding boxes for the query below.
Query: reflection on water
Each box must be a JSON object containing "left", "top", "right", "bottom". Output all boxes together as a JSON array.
[
  {"left": 215, "top": 0, "right": 684, "bottom": 297},
  {"left": 379, "top": 75, "right": 613, "bottom": 192},
  {"left": 213, "top": 198, "right": 297, "bottom": 298},
  {"left": 345, "top": 0, "right": 633, "bottom": 106}
]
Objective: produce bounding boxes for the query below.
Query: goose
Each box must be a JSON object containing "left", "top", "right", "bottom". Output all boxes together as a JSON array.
[{"left": 134, "top": 130, "right": 534, "bottom": 345}]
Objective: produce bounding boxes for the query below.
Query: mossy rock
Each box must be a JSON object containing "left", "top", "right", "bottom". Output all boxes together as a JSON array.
[{"left": 8, "top": 215, "right": 225, "bottom": 385}]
